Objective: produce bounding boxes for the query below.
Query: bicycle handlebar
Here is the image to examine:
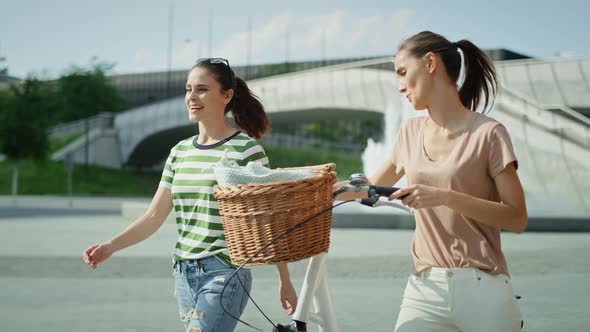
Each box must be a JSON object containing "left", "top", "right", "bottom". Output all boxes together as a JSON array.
[
  {"left": 369, "top": 185, "right": 408, "bottom": 200},
  {"left": 332, "top": 184, "right": 409, "bottom": 201},
  {"left": 333, "top": 174, "right": 413, "bottom": 213}
]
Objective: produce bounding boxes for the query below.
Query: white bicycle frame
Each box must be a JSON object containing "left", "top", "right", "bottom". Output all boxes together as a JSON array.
[
  {"left": 291, "top": 190, "right": 412, "bottom": 332},
  {"left": 292, "top": 252, "right": 339, "bottom": 331},
  {"left": 282, "top": 175, "right": 523, "bottom": 332}
]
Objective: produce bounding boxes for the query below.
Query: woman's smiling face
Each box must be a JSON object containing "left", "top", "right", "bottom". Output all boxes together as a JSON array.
[{"left": 185, "top": 67, "right": 232, "bottom": 123}]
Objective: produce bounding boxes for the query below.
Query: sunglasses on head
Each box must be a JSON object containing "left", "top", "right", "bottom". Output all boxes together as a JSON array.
[
  {"left": 196, "top": 57, "right": 235, "bottom": 89},
  {"left": 196, "top": 57, "right": 230, "bottom": 66}
]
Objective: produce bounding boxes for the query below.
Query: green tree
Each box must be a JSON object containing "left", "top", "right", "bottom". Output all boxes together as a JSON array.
[
  {"left": 0, "top": 78, "right": 52, "bottom": 203},
  {"left": 53, "top": 61, "right": 126, "bottom": 124}
]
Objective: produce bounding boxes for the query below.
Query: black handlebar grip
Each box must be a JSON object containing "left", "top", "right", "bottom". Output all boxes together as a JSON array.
[{"left": 370, "top": 185, "right": 409, "bottom": 200}]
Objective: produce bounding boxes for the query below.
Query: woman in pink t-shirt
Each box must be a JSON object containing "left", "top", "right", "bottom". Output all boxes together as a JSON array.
[{"left": 343, "top": 31, "right": 527, "bottom": 331}]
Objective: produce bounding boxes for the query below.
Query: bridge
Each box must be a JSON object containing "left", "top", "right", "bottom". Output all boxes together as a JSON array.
[{"left": 52, "top": 56, "right": 590, "bottom": 218}]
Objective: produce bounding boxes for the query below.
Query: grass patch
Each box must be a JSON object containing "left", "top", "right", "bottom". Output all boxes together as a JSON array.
[
  {"left": 264, "top": 145, "right": 362, "bottom": 180},
  {"left": 49, "top": 133, "right": 82, "bottom": 154},
  {"left": 0, "top": 160, "right": 160, "bottom": 196}
]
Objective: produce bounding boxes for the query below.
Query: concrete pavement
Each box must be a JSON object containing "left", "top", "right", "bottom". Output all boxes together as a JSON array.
[{"left": 1, "top": 207, "right": 590, "bottom": 331}]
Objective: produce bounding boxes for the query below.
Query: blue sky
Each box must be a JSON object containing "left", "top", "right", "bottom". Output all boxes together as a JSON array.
[{"left": 1, "top": 0, "right": 589, "bottom": 78}]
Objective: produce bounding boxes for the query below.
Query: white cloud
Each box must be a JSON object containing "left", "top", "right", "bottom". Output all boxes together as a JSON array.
[
  {"left": 213, "top": 9, "right": 422, "bottom": 65},
  {"left": 555, "top": 51, "right": 579, "bottom": 59},
  {"left": 120, "top": 10, "right": 422, "bottom": 74},
  {"left": 127, "top": 41, "right": 204, "bottom": 74}
]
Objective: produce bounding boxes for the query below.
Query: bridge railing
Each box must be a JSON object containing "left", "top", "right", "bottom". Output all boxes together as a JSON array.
[
  {"left": 497, "top": 85, "right": 590, "bottom": 149},
  {"left": 496, "top": 57, "right": 590, "bottom": 109},
  {"left": 111, "top": 56, "right": 590, "bottom": 168},
  {"left": 49, "top": 112, "right": 115, "bottom": 137}
]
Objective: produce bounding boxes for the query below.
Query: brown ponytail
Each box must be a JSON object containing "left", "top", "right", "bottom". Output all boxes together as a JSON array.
[
  {"left": 454, "top": 39, "right": 498, "bottom": 112},
  {"left": 398, "top": 31, "right": 498, "bottom": 113},
  {"left": 228, "top": 76, "right": 270, "bottom": 140}
]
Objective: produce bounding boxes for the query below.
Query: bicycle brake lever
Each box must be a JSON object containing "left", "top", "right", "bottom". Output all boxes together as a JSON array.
[
  {"left": 357, "top": 197, "right": 413, "bottom": 214},
  {"left": 372, "top": 199, "right": 414, "bottom": 213}
]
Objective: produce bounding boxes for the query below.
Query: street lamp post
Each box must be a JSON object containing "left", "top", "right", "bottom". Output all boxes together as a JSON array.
[{"left": 166, "top": 2, "right": 174, "bottom": 98}]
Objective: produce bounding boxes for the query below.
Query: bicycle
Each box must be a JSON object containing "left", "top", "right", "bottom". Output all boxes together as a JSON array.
[{"left": 273, "top": 173, "right": 412, "bottom": 332}]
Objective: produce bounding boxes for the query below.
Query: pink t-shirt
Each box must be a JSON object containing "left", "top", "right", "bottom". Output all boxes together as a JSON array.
[{"left": 391, "top": 112, "right": 517, "bottom": 276}]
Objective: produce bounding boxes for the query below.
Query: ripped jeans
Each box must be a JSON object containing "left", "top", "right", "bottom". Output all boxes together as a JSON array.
[{"left": 173, "top": 256, "right": 252, "bottom": 332}]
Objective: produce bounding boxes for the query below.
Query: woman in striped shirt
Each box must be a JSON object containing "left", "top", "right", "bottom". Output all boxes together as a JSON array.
[{"left": 83, "top": 58, "right": 298, "bottom": 332}]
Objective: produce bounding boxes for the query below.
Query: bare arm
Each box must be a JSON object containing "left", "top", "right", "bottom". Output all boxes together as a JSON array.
[
  {"left": 334, "top": 156, "right": 405, "bottom": 201},
  {"left": 276, "top": 262, "right": 297, "bottom": 315},
  {"left": 108, "top": 187, "right": 174, "bottom": 251},
  {"left": 391, "top": 163, "right": 527, "bottom": 233},
  {"left": 446, "top": 163, "right": 527, "bottom": 233},
  {"left": 83, "top": 187, "right": 174, "bottom": 268}
]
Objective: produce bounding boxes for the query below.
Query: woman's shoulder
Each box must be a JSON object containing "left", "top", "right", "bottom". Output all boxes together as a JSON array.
[
  {"left": 229, "top": 132, "right": 262, "bottom": 146},
  {"left": 400, "top": 116, "right": 427, "bottom": 133},
  {"left": 170, "top": 135, "right": 197, "bottom": 153},
  {"left": 406, "top": 115, "right": 427, "bottom": 124},
  {"left": 181, "top": 135, "right": 198, "bottom": 147},
  {"left": 233, "top": 131, "right": 256, "bottom": 141},
  {"left": 229, "top": 132, "right": 268, "bottom": 164},
  {"left": 470, "top": 112, "right": 507, "bottom": 136}
]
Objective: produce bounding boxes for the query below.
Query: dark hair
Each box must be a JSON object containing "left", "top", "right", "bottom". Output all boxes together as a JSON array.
[
  {"left": 398, "top": 31, "right": 498, "bottom": 113},
  {"left": 192, "top": 61, "right": 270, "bottom": 139}
]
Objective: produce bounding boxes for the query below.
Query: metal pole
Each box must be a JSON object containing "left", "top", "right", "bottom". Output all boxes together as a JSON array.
[
  {"left": 68, "top": 167, "right": 73, "bottom": 208},
  {"left": 246, "top": 16, "right": 252, "bottom": 79},
  {"left": 64, "top": 153, "right": 74, "bottom": 208},
  {"left": 208, "top": 9, "right": 213, "bottom": 56},
  {"left": 0, "top": 40, "right": 7, "bottom": 74},
  {"left": 285, "top": 29, "right": 290, "bottom": 73},
  {"left": 11, "top": 162, "right": 18, "bottom": 206},
  {"left": 85, "top": 114, "right": 89, "bottom": 177},
  {"left": 322, "top": 27, "right": 326, "bottom": 66},
  {"left": 166, "top": 1, "right": 174, "bottom": 98}
]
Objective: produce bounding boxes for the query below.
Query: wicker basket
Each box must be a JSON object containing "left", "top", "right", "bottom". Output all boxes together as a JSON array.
[{"left": 213, "top": 163, "right": 336, "bottom": 266}]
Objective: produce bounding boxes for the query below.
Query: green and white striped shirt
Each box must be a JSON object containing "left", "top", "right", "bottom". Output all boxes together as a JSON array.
[{"left": 159, "top": 131, "right": 268, "bottom": 265}]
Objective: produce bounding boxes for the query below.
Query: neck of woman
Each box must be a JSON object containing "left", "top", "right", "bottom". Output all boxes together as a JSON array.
[
  {"left": 197, "top": 119, "right": 236, "bottom": 145},
  {"left": 426, "top": 87, "right": 472, "bottom": 132}
]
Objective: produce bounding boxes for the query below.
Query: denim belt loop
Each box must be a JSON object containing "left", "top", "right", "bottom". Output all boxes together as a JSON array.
[
  {"left": 194, "top": 258, "right": 203, "bottom": 271},
  {"left": 195, "top": 258, "right": 204, "bottom": 271},
  {"left": 174, "top": 260, "right": 182, "bottom": 274}
]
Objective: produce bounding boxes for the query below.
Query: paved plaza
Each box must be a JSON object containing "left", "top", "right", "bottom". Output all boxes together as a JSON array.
[{"left": 1, "top": 197, "right": 589, "bottom": 331}]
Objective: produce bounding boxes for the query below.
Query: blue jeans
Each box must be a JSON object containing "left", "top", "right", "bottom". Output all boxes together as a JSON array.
[{"left": 173, "top": 256, "right": 252, "bottom": 332}]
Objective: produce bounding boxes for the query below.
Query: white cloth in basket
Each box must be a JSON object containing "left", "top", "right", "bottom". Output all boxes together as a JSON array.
[{"left": 214, "top": 152, "right": 314, "bottom": 186}]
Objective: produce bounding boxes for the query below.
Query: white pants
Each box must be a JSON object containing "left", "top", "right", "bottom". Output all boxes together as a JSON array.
[{"left": 394, "top": 267, "right": 522, "bottom": 332}]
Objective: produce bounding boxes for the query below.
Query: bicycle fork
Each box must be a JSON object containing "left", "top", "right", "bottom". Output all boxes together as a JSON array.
[{"left": 274, "top": 253, "right": 339, "bottom": 332}]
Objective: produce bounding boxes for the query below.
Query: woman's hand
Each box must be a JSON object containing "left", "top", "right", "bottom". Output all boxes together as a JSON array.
[
  {"left": 82, "top": 242, "right": 114, "bottom": 269},
  {"left": 389, "top": 184, "right": 448, "bottom": 209},
  {"left": 333, "top": 180, "right": 348, "bottom": 191},
  {"left": 279, "top": 278, "right": 298, "bottom": 315}
]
